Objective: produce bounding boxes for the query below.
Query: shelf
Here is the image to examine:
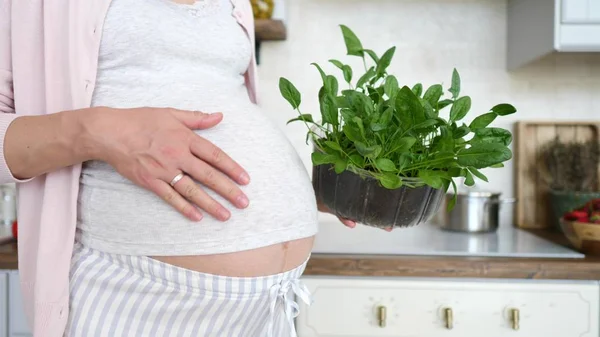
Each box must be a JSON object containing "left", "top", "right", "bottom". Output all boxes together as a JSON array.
[{"left": 254, "top": 19, "right": 287, "bottom": 41}]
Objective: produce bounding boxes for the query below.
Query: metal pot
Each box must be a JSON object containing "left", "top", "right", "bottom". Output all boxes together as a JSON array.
[{"left": 435, "top": 191, "right": 517, "bottom": 233}]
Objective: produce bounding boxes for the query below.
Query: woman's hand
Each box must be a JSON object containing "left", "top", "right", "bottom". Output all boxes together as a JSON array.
[
  {"left": 317, "top": 199, "right": 392, "bottom": 232},
  {"left": 317, "top": 201, "right": 356, "bottom": 228},
  {"left": 87, "top": 107, "right": 249, "bottom": 222}
]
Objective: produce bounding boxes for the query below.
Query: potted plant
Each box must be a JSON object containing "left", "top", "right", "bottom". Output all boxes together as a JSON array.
[
  {"left": 540, "top": 137, "right": 600, "bottom": 230},
  {"left": 278, "top": 25, "right": 516, "bottom": 229}
]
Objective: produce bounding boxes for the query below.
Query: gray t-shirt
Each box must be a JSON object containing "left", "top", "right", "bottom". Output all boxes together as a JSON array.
[{"left": 76, "top": 0, "right": 319, "bottom": 256}]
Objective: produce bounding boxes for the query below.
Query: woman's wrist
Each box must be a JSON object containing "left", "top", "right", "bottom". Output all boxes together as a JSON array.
[{"left": 61, "top": 106, "right": 109, "bottom": 163}]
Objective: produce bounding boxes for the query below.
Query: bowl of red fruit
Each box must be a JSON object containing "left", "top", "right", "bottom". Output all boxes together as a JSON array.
[{"left": 560, "top": 198, "right": 600, "bottom": 256}]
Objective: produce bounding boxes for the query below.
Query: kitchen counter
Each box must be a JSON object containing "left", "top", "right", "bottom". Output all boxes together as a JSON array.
[
  {"left": 2, "top": 223, "right": 600, "bottom": 280},
  {"left": 301, "top": 220, "right": 600, "bottom": 280},
  {"left": 311, "top": 220, "right": 584, "bottom": 258}
]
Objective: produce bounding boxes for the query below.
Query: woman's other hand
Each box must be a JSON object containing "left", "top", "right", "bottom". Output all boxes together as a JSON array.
[
  {"left": 87, "top": 107, "right": 250, "bottom": 222},
  {"left": 316, "top": 199, "right": 392, "bottom": 232}
]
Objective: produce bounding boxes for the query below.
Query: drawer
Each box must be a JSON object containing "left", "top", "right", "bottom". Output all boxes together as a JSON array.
[{"left": 296, "top": 277, "right": 599, "bottom": 337}]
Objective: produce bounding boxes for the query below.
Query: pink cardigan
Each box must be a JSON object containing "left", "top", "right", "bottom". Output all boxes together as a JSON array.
[{"left": 0, "top": 1, "right": 258, "bottom": 336}]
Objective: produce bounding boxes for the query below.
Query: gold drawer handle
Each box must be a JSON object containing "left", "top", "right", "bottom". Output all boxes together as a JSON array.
[
  {"left": 377, "top": 305, "right": 387, "bottom": 328},
  {"left": 510, "top": 308, "right": 520, "bottom": 330},
  {"left": 444, "top": 307, "right": 453, "bottom": 329}
]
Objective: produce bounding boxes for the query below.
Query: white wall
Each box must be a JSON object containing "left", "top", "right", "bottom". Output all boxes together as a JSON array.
[{"left": 257, "top": 0, "right": 600, "bottom": 228}]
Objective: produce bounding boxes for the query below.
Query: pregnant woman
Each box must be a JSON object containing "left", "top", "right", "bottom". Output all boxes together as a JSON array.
[{"left": 0, "top": 0, "right": 358, "bottom": 336}]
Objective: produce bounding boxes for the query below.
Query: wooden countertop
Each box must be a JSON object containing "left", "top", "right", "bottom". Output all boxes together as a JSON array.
[
  {"left": 2, "top": 231, "right": 600, "bottom": 280},
  {"left": 0, "top": 242, "right": 17, "bottom": 270}
]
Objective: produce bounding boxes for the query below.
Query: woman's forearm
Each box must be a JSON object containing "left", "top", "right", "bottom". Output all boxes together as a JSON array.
[{"left": 4, "top": 108, "right": 97, "bottom": 180}]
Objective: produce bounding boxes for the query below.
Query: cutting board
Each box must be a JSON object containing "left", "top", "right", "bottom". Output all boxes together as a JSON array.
[{"left": 514, "top": 121, "right": 600, "bottom": 229}]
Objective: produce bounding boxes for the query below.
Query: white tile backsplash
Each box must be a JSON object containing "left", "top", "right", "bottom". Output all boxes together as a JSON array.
[{"left": 256, "top": 0, "right": 600, "bottom": 228}]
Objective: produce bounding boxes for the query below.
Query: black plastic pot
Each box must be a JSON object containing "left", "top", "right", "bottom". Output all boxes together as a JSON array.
[{"left": 313, "top": 164, "right": 446, "bottom": 228}]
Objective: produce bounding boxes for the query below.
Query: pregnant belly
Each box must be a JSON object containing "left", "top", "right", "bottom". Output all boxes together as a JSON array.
[
  {"left": 152, "top": 236, "right": 315, "bottom": 277},
  {"left": 78, "top": 102, "right": 319, "bottom": 274}
]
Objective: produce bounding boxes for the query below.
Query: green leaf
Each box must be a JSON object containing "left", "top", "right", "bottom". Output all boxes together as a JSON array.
[
  {"left": 419, "top": 170, "right": 445, "bottom": 189},
  {"left": 430, "top": 151, "right": 457, "bottom": 167},
  {"left": 367, "top": 87, "right": 381, "bottom": 104},
  {"left": 468, "top": 167, "right": 489, "bottom": 182},
  {"left": 355, "top": 141, "right": 382, "bottom": 158},
  {"left": 379, "top": 106, "right": 394, "bottom": 126},
  {"left": 490, "top": 163, "right": 504, "bottom": 168},
  {"left": 363, "top": 49, "right": 380, "bottom": 63},
  {"left": 375, "top": 158, "right": 396, "bottom": 172},
  {"left": 414, "top": 119, "right": 439, "bottom": 130},
  {"left": 310, "top": 63, "right": 327, "bottom": 82},
  {"left": 349, "top": 154, "right": 365, "bottom": 168},
  {"left": 423, "top": 84, "right": 443, "bottom": 107},
  {"left": 384, "top": 75, "right": 399, "bottom": 98},
  {"left": 448, "top": 68, "right": 460, "bottom": 99},
  {"left": 356, "top": 67, "right": 375, "bottom": 88},
  {"left": 352, "top": 116, "right": 366, "bottom": 138},
  {"left": 432, "top": 127, "right": 455, "bottom": 153},
  {"left": 388, "top": 136, "right": 416, "bottom": 154},
  {"left": 340, "top": 25, "right": 364, "bottom": 57},
  {"left": 453, "top": 124, "right": 470, "bottom": 139},
  {"left": 362, "top": 95, "right": 374, "bottom": 115},
  {"left": 342, "top": 65, "right": 353, "bottom": 83},
  {"left": 395, "top": 86, "right": 426, "bottom": 128},
  {"left": 336, "top": 96, "right": 349, "bottom": 109},
  {"left": 471, "top": 127, "right": 512, "bottom": 146},
  {"left": 286, "top": 114, "right": 314, "bottom": 124},
  {"left": 449, "top": 96, "right": 471, "bottom": 122},
  {"left": 447, "top": 180, "right": 458, "bottom": 210},
  {"left": 324, "top": 140, "right": 342, "bottom": 152},
  {"left": 422, "top": 99, "right": 436, "bottom": 119},
  {"left": 464, "top": 170, "right": 475, "bottom": 186},
  {"left": 397, "top": 153, "right": 412, "bottom": 170},
  {"left": 457, "top": 143, "right": 512, "bottom": 169},
  {"left": 319, "top": 89, "right": 338, "bottom": 126},
  {"left": 469, "top": 112, "right": 496, "bottom": 130},
  {"left": 311, "top": 152, "right": 337, "bottom": 166},
  {"left": 411, "top": 83, "right": 423, "bottom": 97},
  {"left": 437, "top": 99, "right": 453, "bottom": 110},
  {"left": 370, "top": 123, "right": 386, "bottom": 132},
  {"left": 343, "top": 124, "right": 362, "bottom": 142},
  {"left": 279, "top": 77, "right": 302, "bottom": 109},
  {"left": 325, "top": 75, "right": 339, "bottom": 95},
  {"left": 448, "top": 167, "right": 463, "bottom": 177},
  {"left": 491, "top": 103, "right": 517, "bottom": 116},
  {"left": 334, "top": 157, "right": 348, "bottom": 174},
  {"left": 328, "top": 59, "right": 344, "bottom": 69},
  {"left": 380, "top": 173, "right": 403, "bottom": 189},
  {"left": 376, "top": 47, "right": 396, "bottom": 75}
]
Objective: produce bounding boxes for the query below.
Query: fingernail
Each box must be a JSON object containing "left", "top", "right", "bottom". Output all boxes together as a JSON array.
[
  {"left": 218, "top": 209, "right": 231, "bottom": 221},
  {"left": 236, "top": 195, "right": 249, "bottom": 208},
  {"left": 239, "top": 172, "right": 250, "bottom": 184},
  {"left": 193, "top": 211, "right": 203, "bottom": 221}
]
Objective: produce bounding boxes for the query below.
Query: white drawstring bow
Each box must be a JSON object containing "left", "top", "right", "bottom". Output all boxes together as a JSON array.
[{"left": 267, "top": 279, "right": 312, "bottom": 337}]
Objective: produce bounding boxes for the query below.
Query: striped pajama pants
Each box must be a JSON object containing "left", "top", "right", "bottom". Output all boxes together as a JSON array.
[{"left": 65, "top": 243, "right": 312, "bottom": 337}]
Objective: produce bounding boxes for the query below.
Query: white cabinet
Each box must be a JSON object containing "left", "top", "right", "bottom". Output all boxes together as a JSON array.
[
  {"left": 0, "top": 271, "right": 32, "bottom": 337},
  {"left": 0, "top": 273, "right": 7, "bottom": 337},
  {"left": 507, "top": 0, "right": 600, "bottom": 69},
  {"left": 562, "top": 0, "right": 600, "bottom": 23},
  {"left": 296, "top": 277, "right": 600, "bottom": 337},
  {"left": 7, "top": 272, "right": 31, "bottom": 337}
]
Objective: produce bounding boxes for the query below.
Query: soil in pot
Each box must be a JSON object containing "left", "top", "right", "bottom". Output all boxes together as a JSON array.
[{"left": 313, "top": 164, "right": 445, "bottom": 229}]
